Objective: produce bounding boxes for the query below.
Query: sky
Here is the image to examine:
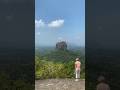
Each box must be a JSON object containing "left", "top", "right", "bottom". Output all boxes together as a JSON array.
[{"left": 35, "top": 0, "right": 85, "bottom": 47}]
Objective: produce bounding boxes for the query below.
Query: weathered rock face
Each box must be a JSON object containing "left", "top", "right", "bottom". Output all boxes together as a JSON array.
[
  {"left": 35, "top": 79, "right": 85, "bottom": 90},
  {"left": 56, "top": 41, "right": 67, "bottom": 50}
]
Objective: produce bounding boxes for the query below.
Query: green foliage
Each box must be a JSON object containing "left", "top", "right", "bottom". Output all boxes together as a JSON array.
[
  {"left": 35, "top": 50, "right": 85, "bottom": 79},
  {"left": 40, "top": 50, "right": 84, "bottom": 62}
]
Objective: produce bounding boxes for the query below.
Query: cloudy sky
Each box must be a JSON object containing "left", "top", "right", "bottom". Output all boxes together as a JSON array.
[{"left": 35, "top": 0, "right": 85, "bottom": 47}]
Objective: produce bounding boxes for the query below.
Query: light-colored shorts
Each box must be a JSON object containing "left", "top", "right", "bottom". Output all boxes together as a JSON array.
[{"left": 75, "top": 69, "right": 80, "bottom": 79}]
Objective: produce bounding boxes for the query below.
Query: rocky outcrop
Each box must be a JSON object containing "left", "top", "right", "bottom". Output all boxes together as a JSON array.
[
  {"left": 35, "top": 79, "right": 85, "bottom": 90},
  {"left": 56, "top": 41, "right": 67, "bottom": 50}
]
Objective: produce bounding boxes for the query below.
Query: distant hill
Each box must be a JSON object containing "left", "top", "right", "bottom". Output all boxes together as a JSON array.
[
  {"left": 44, "top": 50, "right": 79, "bottom": 62},
  {"left": 36, "top": 46, "right": 85, "bottom": 54},
  {"left": 35, "top": 46, "right": 55, "bottom": 55}
]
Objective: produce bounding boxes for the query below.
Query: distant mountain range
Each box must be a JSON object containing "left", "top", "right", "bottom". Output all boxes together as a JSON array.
[
  {"left": 35, "top": 45, "right": 85, "bottom": 55},
  {"left": 35, "top": 45, "right": 85, "bottom": 63}
]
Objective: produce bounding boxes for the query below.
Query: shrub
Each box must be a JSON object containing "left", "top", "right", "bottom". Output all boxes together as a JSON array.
[{"left": 35, "top": 56, "right": 85, "bottom": 79}]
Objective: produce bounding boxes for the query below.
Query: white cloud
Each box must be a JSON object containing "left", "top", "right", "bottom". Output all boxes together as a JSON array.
[
  {"left": 35, "top": 19, "right": 64, "bottom": 29},
  {"left": 48, "top": 19, "right": 64, "bottom": 28},
  {"left": 35, "top": 19, "right": 45, "bottom": 28}
]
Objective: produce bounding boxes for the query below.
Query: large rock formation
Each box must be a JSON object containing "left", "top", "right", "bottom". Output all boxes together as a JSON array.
[{"left": 56, "top": 41, "right": 67, "bottom": 50}]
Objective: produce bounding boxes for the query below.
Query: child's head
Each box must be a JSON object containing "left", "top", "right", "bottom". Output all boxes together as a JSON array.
[
  {"left": 97, "top": 75, "right": 105, "bottom": 82},
  {"left": 76, "top": 58, "right": 80, "bottom": 61}
]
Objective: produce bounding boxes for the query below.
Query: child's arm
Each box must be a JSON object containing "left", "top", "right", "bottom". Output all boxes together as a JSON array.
[{"left": 75, "top": 62, "right": 77, "bottom": 69}]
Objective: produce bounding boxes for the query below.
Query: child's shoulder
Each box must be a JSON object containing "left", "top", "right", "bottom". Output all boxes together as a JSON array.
[
  {"left": 75, "top": 61, "right": 81, "bottom": 64},
  {"left": 97, "top": 83, "right": 109, "bottom": 88}
]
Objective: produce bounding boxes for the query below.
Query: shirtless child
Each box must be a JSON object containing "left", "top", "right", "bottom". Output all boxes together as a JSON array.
[{"left": 75, "top": 58, "right": 81, "bottom": 81}]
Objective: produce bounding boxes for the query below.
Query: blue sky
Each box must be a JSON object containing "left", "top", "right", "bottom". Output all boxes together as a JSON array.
[{"left": 35, "top": 0, "right": 85, "bottom": 47}]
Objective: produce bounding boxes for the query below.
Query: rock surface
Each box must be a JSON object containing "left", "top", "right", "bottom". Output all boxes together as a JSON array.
[
  {"left": 35, "top": 79, "right": 85, "bottom": 90},
  {"left": 56, "top": 41, "right": 67, "bottom": 50}
]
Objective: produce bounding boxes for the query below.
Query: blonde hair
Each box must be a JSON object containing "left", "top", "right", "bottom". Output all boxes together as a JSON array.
[{"left": 76, "top": 58, "right": 80, "bottom": 61}]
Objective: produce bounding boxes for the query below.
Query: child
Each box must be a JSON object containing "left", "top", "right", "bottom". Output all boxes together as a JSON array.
[
  {"left": 75, "top": 58, "right": 81, "bottom": 81},
  {"left": 96, "top": 76, "right": 110, "bottom": 90}
]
